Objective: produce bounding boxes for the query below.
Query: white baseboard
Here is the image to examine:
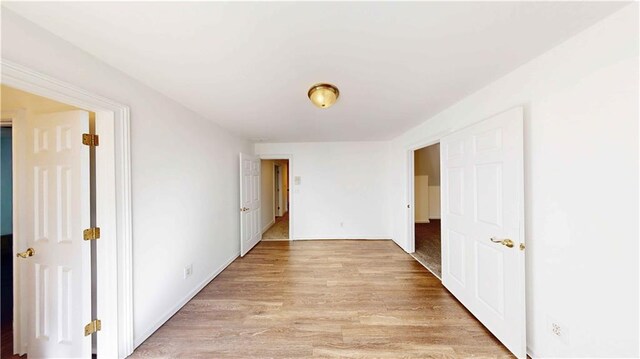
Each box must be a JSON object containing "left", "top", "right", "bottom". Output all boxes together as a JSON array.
[
  {"left": 133, "top": 252, "right": 239, "bottom": 348},
  {"left": 261, "top": 238, "right": 290, "bottom": 242},
  {"left": 261, "top": 219, "right": 275, "bottom": 234},
  {"left": 429, "top": 216, "right": 441, "bottom": 220},
  {"left": 415, "top": 220, "right": 430, "bottom": 223},
  {"left": 294, "top": 236, "right": 391, "bottom": 241}
]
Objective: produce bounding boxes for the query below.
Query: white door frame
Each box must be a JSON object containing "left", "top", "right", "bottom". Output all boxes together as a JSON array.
[
  {"left": 404, "top": 107, "right": 527, "bottom": 357},
  {"left": 259, "top": 154, "right": 293, "bottom": 241},
  {"left": 1, "top": 59, "right": 134, "bottom": 358}
]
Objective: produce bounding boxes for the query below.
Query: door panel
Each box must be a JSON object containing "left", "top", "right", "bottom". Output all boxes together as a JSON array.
[
  {"left": 20, "top": 110, "right": 92, "bottom": 358},
  {"left": 239, "top": 153, "right": 261, "bottom": 256},
  {"left": 441, "top": 107, "right": 525, "bottom": 358}
]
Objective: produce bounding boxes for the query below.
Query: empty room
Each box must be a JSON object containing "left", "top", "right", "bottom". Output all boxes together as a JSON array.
[{"left": 0, "top": 1, "right": 638, "bottom": 358}]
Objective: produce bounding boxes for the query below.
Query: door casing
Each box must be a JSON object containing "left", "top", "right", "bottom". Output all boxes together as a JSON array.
[
  {"left": 404, "top": 107, "right": 526, "bottom": 357},
  {"left": 2, "top": 59, "right": 134, "bottom": 358}
]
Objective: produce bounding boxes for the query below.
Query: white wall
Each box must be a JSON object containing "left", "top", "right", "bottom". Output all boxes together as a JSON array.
[
  {"left": 414, "top": 175, "right": 429, "bottom": 222},
  {"left": 389, "top": 4, "right": 638, "bottom": 357},
  {"left": 255, "top": 142, "right": 391, "bottom": 240},
  {"left": 260, "top": 160, "right": 275, "bottom": 232},
  {"left": 414, "top": 143, "right": 440, "bottom": 185},
  {"left": 1, "top": 9, "right": 252, "bottom": 348},
  {"left": 428, "top": 186, "right": 440, "bottom": 219}
]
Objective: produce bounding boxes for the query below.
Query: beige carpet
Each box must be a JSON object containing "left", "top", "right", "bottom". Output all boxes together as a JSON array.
[
  {"left": 414, "top": 220, "right": 441, "bottom": 278},
  {"left": 262, "top": 212, "right": 289, "bottom": 240}
]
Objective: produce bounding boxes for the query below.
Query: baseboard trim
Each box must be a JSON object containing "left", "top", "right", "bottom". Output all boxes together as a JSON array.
[
  {"left": 261, "top": 219, "right": 275, "bottom": 234},
  {"left": 429, "top": 216, "right": 441, "bottom": 220},
  {"left": 415, "top": 220, "right": 430, "bottom": 223},
  {"left": 261, "top": 238, "right": 290, "bottom": 242},
  {"left": 133, "top": 252, "right": 239, "bottom": 348}
]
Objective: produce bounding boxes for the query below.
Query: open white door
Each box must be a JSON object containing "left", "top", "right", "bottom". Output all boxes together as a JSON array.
[
  {"left": 239, "top": 153, "right": 261, "bottom": 257},
  {"left": 441, "top": 107, "right": 525, "bottom": 357},
  {"left": 15, "top": 110, "right": 92, "bottom": 358}
]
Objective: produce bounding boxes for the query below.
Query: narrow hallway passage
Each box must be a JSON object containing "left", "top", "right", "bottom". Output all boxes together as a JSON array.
[{"left": 262, "top": 212, "right": 289, "bottom": 240}]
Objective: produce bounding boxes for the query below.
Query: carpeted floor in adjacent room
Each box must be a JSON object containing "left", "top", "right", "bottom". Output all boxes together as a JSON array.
[{"left": 414, "top": 219, "right": 441, "bottom": 278}]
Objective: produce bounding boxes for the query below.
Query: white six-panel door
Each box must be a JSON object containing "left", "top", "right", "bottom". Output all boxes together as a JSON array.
[
  {"left": 239, "top": 153, "right": 261, "bottom": 257},
  {"left": 19, "top": 110, "right": 92, "bottom": 358},
  {"left": 441, "top": 107, "right": 525, "bottom": 357}
]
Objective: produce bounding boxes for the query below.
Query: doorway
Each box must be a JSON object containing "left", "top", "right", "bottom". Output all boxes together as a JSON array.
[
  {"left": 1, "top": 123, "right": 14, "bottom": 358},
  {"left": 2, "top": 59, "right": 134, "bottom": 357},
  {"left": 1, "top": 85, "right": 100, "bottom": 357},
  {"left": 260, "top": 159, "right": 290, "bottom": 241},
  {"left": 405, "top": 107, "right": 526, "bottom": 357},
  {"left": 411, "top": 143, "right": 442, "bottom": 278}
]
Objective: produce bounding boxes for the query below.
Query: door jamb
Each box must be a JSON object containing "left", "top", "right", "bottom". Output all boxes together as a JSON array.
[
  {"left": 1, "top": 111, "right": 24, "bottom": 355},
  {"left": 259, "top": 154, "right": 293, "bottom": 241},
  {"left": 273, "top": 163, "right": 281, "bottom": 217},
  {"left": 1, "top": 59, "right": 134, "bottom": 358}
]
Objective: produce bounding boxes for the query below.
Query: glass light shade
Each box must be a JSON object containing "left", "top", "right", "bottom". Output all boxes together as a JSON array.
[{"left": 308, "top": 84, "right": 339, "bottom": 109}]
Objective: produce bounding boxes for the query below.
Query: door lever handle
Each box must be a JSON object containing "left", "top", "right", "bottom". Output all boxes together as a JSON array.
[
  {"left": 490, "top": 237, "right": 514, "bottom": 248},
  {"left": 16, "top": 247, "right": 35, "bottom": 258}
]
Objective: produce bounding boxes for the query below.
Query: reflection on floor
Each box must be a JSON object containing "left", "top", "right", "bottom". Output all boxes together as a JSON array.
[
  {"left": 262, "top": 212, "right": 289, "bottom": 240},
  {"left": 414, "top": 219, "right": 441, "bottom": 278}
]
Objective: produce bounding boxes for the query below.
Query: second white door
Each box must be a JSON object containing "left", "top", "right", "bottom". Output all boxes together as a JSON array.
[
  {"left": 440, "top": 107, "right": 526, "bottom": 358},
  {"left": 239, "top": 153, "right": 261, "bottom": 256}
]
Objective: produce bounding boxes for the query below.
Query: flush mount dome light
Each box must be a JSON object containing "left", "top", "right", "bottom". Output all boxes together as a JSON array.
[{"left": 308, "top": 83, "right": 339, "bottom": 109}]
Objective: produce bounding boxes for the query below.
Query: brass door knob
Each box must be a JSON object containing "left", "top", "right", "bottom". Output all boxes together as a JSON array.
[
  {"left": 490, "top": 238, "right": 514, "bottom": 248},
  {"left": 16, "top": 247, "right": 35, "bottom": 258}
]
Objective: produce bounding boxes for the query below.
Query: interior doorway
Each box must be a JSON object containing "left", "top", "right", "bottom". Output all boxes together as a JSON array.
[
  {"left": 411, "top": 143, "right": 441, "bottom": 278},
  {"left": 260, "top": 159, "right": 290, "bottom": 240},
  {"left": 3, "top": 59, "right": 134, "bottom": 357},
  {"left": 1, "top": 121, "right": 15, "bottom": 358},
  {"left": 1, "top": 85, "right": 99, "bottom": 358}
]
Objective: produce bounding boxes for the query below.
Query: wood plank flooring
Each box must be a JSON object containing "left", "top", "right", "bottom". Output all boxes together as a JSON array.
[{"left": 131, "top": 240, "right": 512, "bottom": 358}]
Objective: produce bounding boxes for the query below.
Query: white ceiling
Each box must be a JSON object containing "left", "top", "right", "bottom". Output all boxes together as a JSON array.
[{"left": 3, "top": 2, "right": 626, "bottom": 142}]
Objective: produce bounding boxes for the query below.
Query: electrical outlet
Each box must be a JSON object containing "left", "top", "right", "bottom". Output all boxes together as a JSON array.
[
  {"left": 548, "top": 318, "right": 569, "bottom": 344},
  {"left": 184, "top": 264, "right": 193, "bottom": 279}
]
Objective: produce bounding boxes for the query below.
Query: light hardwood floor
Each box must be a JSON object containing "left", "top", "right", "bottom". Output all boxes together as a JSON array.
[{"left": 131, "top": 240, "right": 512, "bottom": 358}]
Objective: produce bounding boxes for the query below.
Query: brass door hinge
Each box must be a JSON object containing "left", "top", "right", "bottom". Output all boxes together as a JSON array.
[
  {"left": 84, "top": 319, "right": 101, "bottom": 336},
  {"left": 83, "top": 227, "right": 101, "bottom": 241},
  {"left": 82, "top": 133, "right": 99, "bottom": 146},
  {"left": 519, "top": 243, "right": 525, "bottom": 251}
]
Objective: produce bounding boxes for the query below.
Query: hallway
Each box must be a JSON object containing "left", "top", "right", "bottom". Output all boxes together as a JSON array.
[{"left": 131, "top": 240, "right": 510, "bottom": 358}]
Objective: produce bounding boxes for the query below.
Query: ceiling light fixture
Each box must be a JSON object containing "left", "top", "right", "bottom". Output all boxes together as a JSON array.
[{"left": 308, "top": 83, "right": 339, "bottom": 109}]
